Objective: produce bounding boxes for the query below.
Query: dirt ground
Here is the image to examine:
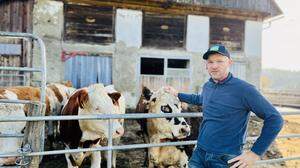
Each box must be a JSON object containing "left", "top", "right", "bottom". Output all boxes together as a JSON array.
[{"left": 275, "top": 107, "right": 300, "bottom": 168}]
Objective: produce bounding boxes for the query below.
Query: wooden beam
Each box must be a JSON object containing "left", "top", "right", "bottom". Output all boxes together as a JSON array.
[{"left": 64, "top": 0, "right": 268, "bottom": 21}]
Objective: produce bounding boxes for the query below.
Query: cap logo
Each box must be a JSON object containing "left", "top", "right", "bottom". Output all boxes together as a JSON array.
[{"left": 210, "top": 46, "right": 219, "bottom": 51}]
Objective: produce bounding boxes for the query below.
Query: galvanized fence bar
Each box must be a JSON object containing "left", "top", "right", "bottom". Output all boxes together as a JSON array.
[
  {"left": 0, "top": 134, "right": 24, "bottom": 138},
  {"left": 107, "top": 119, "right": 113, "bottom": 168},
  {"left": 2, "top": 133, "right": 300, "bottom": 158},
  {"left": 0, "top": 140, "right": 198, "bottom": 157},
  {"left": 0, "top": 67, "right": 42, "bottom": 72},
  {"left": 0, "top": 112, "right": 203, "bottom": 122},
  {"left": 0, "top": 99, "right": 40, "bottom": 104},
  {"left": 0, "top": 111, "right": 299, "bottom": 122},
  {"left": 257, "top": 156, "right": 300, "bottom": 165}
]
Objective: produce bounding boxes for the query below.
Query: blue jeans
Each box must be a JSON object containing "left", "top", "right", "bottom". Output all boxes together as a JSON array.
[{"left": 188, "top": 147, "right": 238, "bottom": 168}]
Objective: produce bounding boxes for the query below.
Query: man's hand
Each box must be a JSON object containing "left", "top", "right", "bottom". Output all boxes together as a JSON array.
[
  {"left": 228, "top": 151, "right": 260, "bottom": 168},
  {"left": 163, "top": 86, "right": 179, "bottom": 97}
]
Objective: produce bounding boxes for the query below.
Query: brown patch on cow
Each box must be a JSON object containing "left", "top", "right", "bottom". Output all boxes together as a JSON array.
[
  {"left": 136, "top": 89, "right": 151, "bottom": 137},
  {"left": 45, "top": 97, "right": 51, "bottom": 116},
  {"left": 0, "top": 87, "right": 51, "bottom": 116},
  {"left": 0, "top": 89, "right": 7, "bottom": 99},
  {"left": 108, "top": 92, "right": 121, "bottom": 105},
  {"left": 60, "top": 89, "right": 88, "bottom": 149},
  {"left": 78, "top": 89, "right": 89, "bottom": 108},
  {"left": 48, "top": 84, "right": 64, "bottom": 103}
]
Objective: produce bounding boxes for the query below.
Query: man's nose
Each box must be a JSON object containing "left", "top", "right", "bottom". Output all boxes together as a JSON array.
[{"left": 211, "top": 62, "right": 219, "bottom": 68}]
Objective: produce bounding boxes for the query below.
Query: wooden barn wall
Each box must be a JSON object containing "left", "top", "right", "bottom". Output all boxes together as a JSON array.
[
  {"left": 65, "top": 0, "right": 267, "bottom": 21},
  {"left": 210, "top": 17, "right": 245, "bottom": 51},
  {"left": 166, "top": 0, "right": 280, "bottom": 17},
  {"left": 142, "top": 12, "right": 186, "bottom": 49},
  {"left": 0, "top": 0, "right": 34, "bottom": 32},
  {"left": 64, "top": 3, "right": 115, "bottom": 44},
  {"left": 0, "top": 0, "right": 34, "bottom": 86}
]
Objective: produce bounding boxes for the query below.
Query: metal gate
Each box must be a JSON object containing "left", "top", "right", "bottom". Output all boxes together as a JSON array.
[{"left": 0, "top": 31, "right": 46, "bottom": 167}]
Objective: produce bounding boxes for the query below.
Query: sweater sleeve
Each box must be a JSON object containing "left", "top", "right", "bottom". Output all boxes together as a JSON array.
[
  {"left": 243, "top": 85, "right": 284, "bottom": 156},
  {"left": 178, "top": 93, "right": 203, "bottom": 106}
]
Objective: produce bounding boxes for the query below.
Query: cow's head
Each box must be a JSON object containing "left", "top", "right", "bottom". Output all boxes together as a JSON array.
[
  {"left": 69, "top": 84, "right": 124, "bottom": 140},
  {"left": 142, "top": 87, "right": 190, "bottom": 139}
]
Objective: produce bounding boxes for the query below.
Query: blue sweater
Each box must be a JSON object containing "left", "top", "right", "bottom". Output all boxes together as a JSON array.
[{"left": 178, "top": 73, "right": 283, "bottom": 156}]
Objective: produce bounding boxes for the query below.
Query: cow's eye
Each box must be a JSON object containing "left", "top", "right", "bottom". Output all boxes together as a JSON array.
[
  {"left": 95, "top": 107, "right": 100, "bottom": 111},
  {"left": 161, "top": 105, "right": 172, "bottom": 113}
]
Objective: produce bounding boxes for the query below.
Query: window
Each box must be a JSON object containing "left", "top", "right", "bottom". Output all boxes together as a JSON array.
[
  {"left": 143, "top": 12, "right": 185, "bottom": 49},
  {"left": 210, "top": 17, "right": 245, "bottom": 51},
  {"left": 140, "top": 58, "right": 164, "bottom": 75},
  {"left": 167, "top": 59, "right": 189, "bottom": 69},
  {"left": 64, "top": 4, "right": 114, "bottom": 44}
]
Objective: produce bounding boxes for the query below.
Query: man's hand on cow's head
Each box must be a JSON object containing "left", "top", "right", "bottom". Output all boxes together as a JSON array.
[{"left": 164, "top": 86, "right": 179, "bottom": 97}]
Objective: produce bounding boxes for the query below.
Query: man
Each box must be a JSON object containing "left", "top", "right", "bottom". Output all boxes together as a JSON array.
[{"left": 164, "top": 44, "right": 283, "bottom": 168}]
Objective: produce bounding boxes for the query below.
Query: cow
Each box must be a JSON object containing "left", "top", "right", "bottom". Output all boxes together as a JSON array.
[
  {"left": 59, "top": 83, "right": 125, "bottom": 168},
  {"left": 0, "top": 90, "right": 26, "bottom": 166},
  {"left": 46, "top": 83, "right": 76, "bottom": 143},
  {"left": 0, "top": 83, "right": 75, "bottom": 166},
  {"left": 136, "top": 86, "right": 190, "bottom": 168}
]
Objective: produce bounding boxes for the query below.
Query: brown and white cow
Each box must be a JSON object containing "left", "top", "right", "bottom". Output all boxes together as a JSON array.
[
  {"left": 59, "top": 83, "right": 124, "bottom": 168},
  {"left": 0, "top": 83, "right": 75, "bottom": 166},
  {"left": 136, "top": 86, "right": 190, "bottom": 168}
]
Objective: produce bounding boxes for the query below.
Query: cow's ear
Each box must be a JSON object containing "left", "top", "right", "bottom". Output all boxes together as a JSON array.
[
  {"left": 108, "top": 92, "right": 121, "bottom": 104},
  {"left": 142, "top": 86, "right": 152, "bottom": 101},
  {"left": 78, "top": 89, "right": 89, "bottom": 108},
  {"left": 151, "top": 98, "right": 156, "bottom": 103}
]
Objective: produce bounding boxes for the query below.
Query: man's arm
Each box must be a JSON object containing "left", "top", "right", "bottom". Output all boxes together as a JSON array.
[
  {"left": 164, "top": 86, "right": 203, "bottom": 105},
  {"left": 229, "top": 85, "right": 284, "bottom": 168},
  {"left": 178, "top": 93, "right": 203, "bottom": 106},
  {"left": 243, "top": 85, "right": 284, "bottom": 156}
]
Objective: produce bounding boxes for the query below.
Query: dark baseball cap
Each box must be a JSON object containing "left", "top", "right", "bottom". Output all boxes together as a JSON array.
[{"left": 203, "top": 44, "right": 230, "bottom": 60}]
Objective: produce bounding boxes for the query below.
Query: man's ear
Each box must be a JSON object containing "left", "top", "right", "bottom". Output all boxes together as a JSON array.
[{"left": 228, "top": 58, "right": 233, "bottom": 66}]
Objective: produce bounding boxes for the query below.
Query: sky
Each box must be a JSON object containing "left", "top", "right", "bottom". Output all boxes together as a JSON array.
[{"left": 262, "top": 0, "right": 300, "bottom": 71}]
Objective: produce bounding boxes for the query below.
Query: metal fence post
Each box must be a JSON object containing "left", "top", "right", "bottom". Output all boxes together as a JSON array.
[{"left": 23, "top": 103, "right": 45, "bottom": 168}]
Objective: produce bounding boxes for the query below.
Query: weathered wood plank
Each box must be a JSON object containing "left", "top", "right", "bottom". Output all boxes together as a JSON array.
[
  {"left": 66, "top": 0, "right": 268, "bottom": 21},
  {"left": 64, "top": 3, "right": 114, "bottom": 44},
  {"left": 143, "top": 12, "right": 185, "bottom": 48}
]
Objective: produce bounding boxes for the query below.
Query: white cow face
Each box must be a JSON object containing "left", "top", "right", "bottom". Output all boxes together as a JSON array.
[
  {"left": 143, "top": 87, "right": 191, "bottom": 139},
  {"left": 75, "top": 84, "right": 124, "bottom": 140}
]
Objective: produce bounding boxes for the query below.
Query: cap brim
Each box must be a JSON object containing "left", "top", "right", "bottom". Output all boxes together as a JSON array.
[{"left": 203, "top": 51, "right": 224, "bottom": 60}]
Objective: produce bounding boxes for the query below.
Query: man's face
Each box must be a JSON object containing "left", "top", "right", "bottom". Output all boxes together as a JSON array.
[{"left": 206, "top": 53, "right": 233, "bottom": 82}]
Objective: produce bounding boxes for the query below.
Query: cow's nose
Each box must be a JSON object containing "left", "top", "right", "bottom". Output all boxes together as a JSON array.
[
  {"left": 180, "top": 128, "right": 190, "bottom": 137},
  {"left": 115, "top": 127, "right": 124, "bottom": 136}
]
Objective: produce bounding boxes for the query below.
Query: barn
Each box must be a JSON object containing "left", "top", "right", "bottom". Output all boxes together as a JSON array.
[{"left": 0, "top": 0, "right": 282, "bottom": 108}]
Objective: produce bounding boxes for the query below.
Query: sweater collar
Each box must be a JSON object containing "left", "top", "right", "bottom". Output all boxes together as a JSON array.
[{"left": 209, "top": 72, "right": 233, "bottom": 85}]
